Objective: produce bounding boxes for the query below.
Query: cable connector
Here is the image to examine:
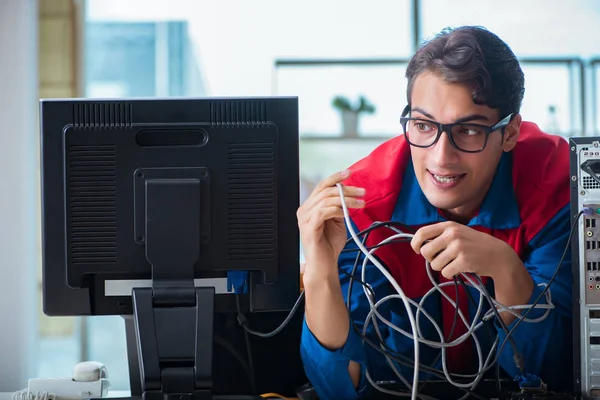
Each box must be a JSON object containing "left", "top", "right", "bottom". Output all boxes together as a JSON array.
[
  {"left": 583, "top": 206, "right": 595, "bottom": 217},
  {"left": 514, "top": 373, "right": 546, "bottom": 392},
  {"left": 227, "top": 271, "right": 249, "bottom": 294}
]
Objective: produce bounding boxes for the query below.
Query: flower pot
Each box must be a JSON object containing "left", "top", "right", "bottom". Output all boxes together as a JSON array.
[{"left": 341, "top": 110, "right": 359, "bottom": 138}]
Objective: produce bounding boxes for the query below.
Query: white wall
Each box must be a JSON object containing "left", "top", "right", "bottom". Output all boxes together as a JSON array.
[{"left": 0, "top": 0, "right": 39, "bottom": 391}]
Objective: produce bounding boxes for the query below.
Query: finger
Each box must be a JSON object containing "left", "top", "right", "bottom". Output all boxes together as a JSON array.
[
  {"left": 306, "top": 206, "right": 345, "bottom": 228},
  {"left": 303, "top": 197, "right": 365, "bottom": 226},
  {"left": 411, "top": 222, "right": 452, "bottom": 254},
  {"left": 420, "top": 234, "right": 451, "bottom": 263},
  {"left": 303, "top": 185, "right": 365, "bottom": 213},
  {"left": 429, "top": 246, "right": 457, "bottom": 273},
  {"left": 312, "top": 169, "right": 351, "bottom": 196},
  {"left": 440, "top": 259, "right": 462, "bottom": 279},
  {"left": 339, "top": 185, "right": 366, "bottom": 199},
  {"left": 304, "top": 185, "right": 362, "bottom": 210},
  {"left": 319, "top": 195, "right": 365, "bottom": 211},
  {"left": 302, "top": 195, "right": 365, "bottom": 231}
]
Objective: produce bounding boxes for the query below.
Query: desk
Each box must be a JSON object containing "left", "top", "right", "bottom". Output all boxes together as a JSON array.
[
  {"left": 0, "top": 392, "right": 270, "bottom": 400},
  {"left": 0, "top": 391, "right": 132, "bottom": 400}
]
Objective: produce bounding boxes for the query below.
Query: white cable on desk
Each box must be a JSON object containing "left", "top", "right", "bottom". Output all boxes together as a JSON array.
[{"left": 12, "top": 390, "right": 55, "bottom": 400}]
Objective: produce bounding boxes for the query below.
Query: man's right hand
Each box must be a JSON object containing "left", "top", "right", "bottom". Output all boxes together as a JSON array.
[
  {"left": 297, "top": 170, "right": 366, "bottom": 282},
  {"left": 298, "top": 170, "right": 366, "bottom": 387}
]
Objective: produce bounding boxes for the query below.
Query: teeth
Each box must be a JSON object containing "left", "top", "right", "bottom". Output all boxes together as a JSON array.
[{"left": 433, "top": 174, "right": 460, "bottom": 183}]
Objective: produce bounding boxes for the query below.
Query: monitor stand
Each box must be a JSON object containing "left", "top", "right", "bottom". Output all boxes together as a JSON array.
[{"left": 119, "top": 176, "right": 262, "bottom": 400}]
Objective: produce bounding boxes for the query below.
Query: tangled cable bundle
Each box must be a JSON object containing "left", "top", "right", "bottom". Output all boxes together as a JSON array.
[{"left": 335, "top": 183, "right": 570, "bottom": 400}]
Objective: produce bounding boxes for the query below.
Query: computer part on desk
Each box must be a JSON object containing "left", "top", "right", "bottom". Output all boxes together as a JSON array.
[
  {"left": 39, "top": 97, "right": 301, "bottom": 400},
  {"left": 571, "top": 136, "right": 600, "bottom": 400}
]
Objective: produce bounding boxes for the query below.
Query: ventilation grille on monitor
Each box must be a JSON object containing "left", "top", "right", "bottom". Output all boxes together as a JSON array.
[
  {"left": 211, "top": 101, "right": 267, "bottom": 126},
  {"left": 67, "top": 145, "right": 118, "bottom": 265},
  {"left": 583, "top": 175, "right": 600, "bottom": 190},
  {"left": 227, "top": 142, "right": 276, "bottom": 260},
  {"left": 73, "top": 102, "right": 132, "bottom": 128}
]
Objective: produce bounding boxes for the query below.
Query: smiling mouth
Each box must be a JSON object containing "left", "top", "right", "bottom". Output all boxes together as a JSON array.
[
  {"left": 433, "top": 174, "right": 462, "bottom": 183},
  {"left": 428, "top": 170, "right": 466, "bottom": 184}
]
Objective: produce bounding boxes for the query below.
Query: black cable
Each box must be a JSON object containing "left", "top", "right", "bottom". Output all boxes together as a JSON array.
[
  {"left": 235, "top": 294, "right": 257, "bottom": 395},
  {"left": 493, "top": 209, "right": 583, "bottom": 372},
  {"left": 416, "top": 276, "right": 460, "bottom": 395},
  {"left": 456, "top": 275, "right": 501, "bottom": 396},
  {"left": 343, "top": 220, "right": 417, "bottom": 250},
  {"left": 242, "top": 321, "right": 256, "bottom": 394},
  {"left": 341, "top": 237, "right": 412, "bottom": 253},
  {"left": 238, "top": 290, "right": 305, "bottom": 338},
  {"left": 471, "top": 274, "right": 525, "bottom": 376}
]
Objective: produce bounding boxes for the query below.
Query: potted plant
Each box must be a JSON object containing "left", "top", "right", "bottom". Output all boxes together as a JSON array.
[{"left": 332, "top": 95, "right": 376, "bottom": 137}]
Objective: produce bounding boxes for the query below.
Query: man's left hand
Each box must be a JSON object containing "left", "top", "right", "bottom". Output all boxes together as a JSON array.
[{"left": 410, "top": 221, "right": 518, "bottom": 280}]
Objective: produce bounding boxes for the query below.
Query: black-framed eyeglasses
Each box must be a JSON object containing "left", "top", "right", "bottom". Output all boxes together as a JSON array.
[{"left": 399, "top": 105, "right": 513, "bottom": 153}]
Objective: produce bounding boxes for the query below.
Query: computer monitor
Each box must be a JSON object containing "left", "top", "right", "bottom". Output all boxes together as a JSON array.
[{"left": 39, "top": 97, "right": 301, "bottom": 399}]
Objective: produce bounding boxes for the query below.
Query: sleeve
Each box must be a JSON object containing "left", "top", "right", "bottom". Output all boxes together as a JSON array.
[
  {"left": 495, "top": 204, "right": 573, "bottom": 390},
  {"left": 299, "top": 219, "right": 393, "bottom": 400}
]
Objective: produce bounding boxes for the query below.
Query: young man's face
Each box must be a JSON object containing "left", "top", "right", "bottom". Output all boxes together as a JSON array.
[{"left": 408, "top": 71, "right": 519, "bottom": 221}]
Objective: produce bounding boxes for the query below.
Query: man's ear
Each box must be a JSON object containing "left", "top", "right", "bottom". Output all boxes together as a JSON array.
[{"left": 502, "top": 114, "right": 521, "bottom": 152}]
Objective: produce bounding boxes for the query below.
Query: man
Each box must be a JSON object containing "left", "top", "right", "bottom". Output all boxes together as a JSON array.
[{"left": 297, "top": 26, "right": 572, "bottom": 399}]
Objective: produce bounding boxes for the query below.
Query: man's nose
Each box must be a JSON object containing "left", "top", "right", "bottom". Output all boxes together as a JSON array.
[{"left": 432, "top": 130, "right": 460, "bottom": 167}]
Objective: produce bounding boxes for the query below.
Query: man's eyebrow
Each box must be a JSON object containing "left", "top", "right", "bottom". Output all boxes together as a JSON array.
[
  {"left": 411, "top": 107, "right": 436, "bottom": 120},
  {"left": 411, "top": 107, "right": 491, "bottom": 124},
  {"left": 454, "top": 114, "right": 491, "bottom": 124}
]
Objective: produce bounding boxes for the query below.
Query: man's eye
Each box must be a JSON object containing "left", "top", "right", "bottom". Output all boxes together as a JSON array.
[
  {"left": 416, "top": 123, "right": 433, "bottom": 132},
  {"left": 458, "top": 127, "right": 483, "bottom": 136}
]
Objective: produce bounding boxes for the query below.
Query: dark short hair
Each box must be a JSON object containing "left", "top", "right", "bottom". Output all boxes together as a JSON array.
[{"left": 405, "top": 26, "right": 525, "bottom": 119}]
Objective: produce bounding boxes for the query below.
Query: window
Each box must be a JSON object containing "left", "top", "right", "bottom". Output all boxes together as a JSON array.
[
  {"left": 85, "top": 19, "right": 208, "bottom": 97},
  {"left": 519, "top": 61, "right": 580, "bottom": 137},
  {"left": 275, "top": 62, "right": 408, "bottom": 137},
  {"left": 275, "top": 61, "right": 409, "bottom": 205},
  {"left": 420, "top": 0, "right": 600, "bottom": 58},
  {"left": 84, "top": 0, "right": 413, "bottom": 99}
]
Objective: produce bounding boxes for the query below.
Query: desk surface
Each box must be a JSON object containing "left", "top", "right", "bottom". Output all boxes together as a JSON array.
[
  {"left": 0, "top": 392, "right": 273, "bottom": 400},
  {"left": 0, "top": 391, "right": 132, "bottom": 400}
]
